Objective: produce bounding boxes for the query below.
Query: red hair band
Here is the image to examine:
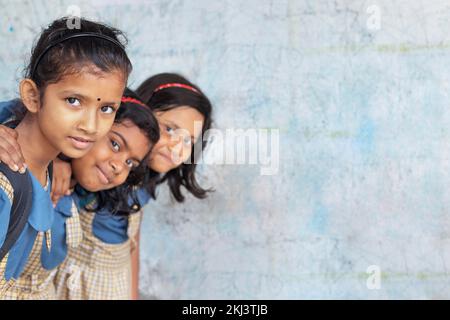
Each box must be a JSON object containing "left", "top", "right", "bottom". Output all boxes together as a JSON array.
[
  {"left": 121, "top": 96, "right": 147, "bottom": 107},
  {"left": 153, "top": 83, "right": 200, "bottom": 94}
]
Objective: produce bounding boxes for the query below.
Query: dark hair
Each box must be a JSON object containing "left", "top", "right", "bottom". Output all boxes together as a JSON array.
[
  {"left": 76, "top": 88, "right": 160, "bottom": 215},
  {"left": 9, "top": 17, "right": 132, "bottom": 124},
  {"left": 135, "top": 73, "right": 214, "bottom": 203},
  {"left": 9, "top": 17, "right": 132, "bottom": 127},
  {"left": 26, "top": 16, "right": 132, "bottom": 94}
]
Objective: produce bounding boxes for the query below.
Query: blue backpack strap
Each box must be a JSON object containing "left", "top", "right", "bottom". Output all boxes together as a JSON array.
[{"left": 0, "top": 162, "right": 33, "bottom": 262}]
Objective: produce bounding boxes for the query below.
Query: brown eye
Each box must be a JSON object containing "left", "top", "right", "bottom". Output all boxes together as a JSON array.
[
  {"left": 111, "top": 139, "right": 120, "bottom": 152},
  {"left": 66, "top": 97, "right": 81, "bottom": 106},
  {"left": 101, "top": 106, "right": 116, "bottom": 114},
  {"left": 165, "top": 126, "right": 175, "bottom": 135},
  {"left": 183, "top": 136, "right": 192, "bottom": 146},
  {"left": 126, "top": 159, "right": 134, "bottom": 168}
]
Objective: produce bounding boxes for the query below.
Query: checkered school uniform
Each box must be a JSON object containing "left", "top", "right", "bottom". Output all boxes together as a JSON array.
[
  {"left": 0, "top": 253, "right": 13, "bottom": 296},
  {"left": 0, "top": 173, "right": 14, "bottom": 293},
  {"left": 54, "top": 209, "right": 142, "bottom": 300},
  {"left": 0, "top": 232, "right": 55, "bottom": 299},
  {"left": 0, "top": 173, "right": 14, "bottom": 294},
  {"left": 0, "top": 173, "right": 82, "bottom": 300}
]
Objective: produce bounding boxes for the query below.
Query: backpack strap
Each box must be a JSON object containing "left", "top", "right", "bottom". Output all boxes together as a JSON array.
[
  {"left": 48, "top": 161, "right": 53, "bottom": 185},
  {"left": 0, "top": 163, "right": 33, "bottom": 261}
]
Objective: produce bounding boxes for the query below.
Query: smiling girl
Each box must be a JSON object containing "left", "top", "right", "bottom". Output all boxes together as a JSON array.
[
  {"left": 0, "top": 89, "right": 159, "bottom": 299},
  {"left": 0, "top": 73, "right": 213, "bottom": 300},
  {"left": 53, "top": 73, "right": 213, "bottom": 300},
  {"left": 0, "top": 16, "right": 132, "bottom": 299}
]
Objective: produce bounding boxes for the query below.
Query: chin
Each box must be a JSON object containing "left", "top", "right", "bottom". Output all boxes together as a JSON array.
[
  {"left": 78, "top": 180, "right": 99, "bottom": 193},
  {"left": 153, "top": 165, "right": 173, "bottom": 174},
  {"left": 148, "top": 160, "right": 168, "bottom": 174},
  {"left": 62, "top": 148, "right": 91, "bottom": 159}
]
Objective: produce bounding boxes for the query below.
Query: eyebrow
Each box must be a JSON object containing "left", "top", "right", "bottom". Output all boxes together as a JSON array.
[
  {"left": 111, "top": 131, "right": 143, "bottom": 162},
  {"left": 111, "top": 131, "right": 128, "bottom": 149},
  {"left": 60, "top": 91, "right": 118, "bottom": 106},
  {"left": 60, "top": 91, "right": 87, "bottom": 100}
]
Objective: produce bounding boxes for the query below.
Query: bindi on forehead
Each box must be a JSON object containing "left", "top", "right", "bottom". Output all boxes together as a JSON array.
[{"left": 97, "top": 98, "right": 101, "bottom": 101}]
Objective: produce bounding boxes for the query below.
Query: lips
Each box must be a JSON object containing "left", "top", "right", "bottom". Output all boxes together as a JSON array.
[
  {"left": 159, "top": 152, "right": 175, "bottom": 164},
  {"left": 68, "top": 136, "right": 95, "bottom": 150},
  {"left": 95, "top": 165, "right": 113, "bottom": 185}
]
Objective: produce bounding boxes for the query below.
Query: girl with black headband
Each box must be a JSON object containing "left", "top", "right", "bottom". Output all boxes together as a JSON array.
[{"left": 0, "top": 16, "right": 132, "bottom": 299}]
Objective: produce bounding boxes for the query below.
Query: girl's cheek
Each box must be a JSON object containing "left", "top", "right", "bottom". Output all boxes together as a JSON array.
[
  {"left": 90, "top": 141, "right": 112, "bottom": 163},
  {"left": 102, "top": 144, "right": 113, "bottom": 158},
  {"left": 98, "top": 118, "right": 116, "bottom": 139},
  {"left": 113, "top": 173, "right": 127, "bottom": 188},
  {"left": 182, "top": 147, "right": 192, "bottom": 163},
  {"left": 156, "top": 133, "right": 170, "bottom": 149}
]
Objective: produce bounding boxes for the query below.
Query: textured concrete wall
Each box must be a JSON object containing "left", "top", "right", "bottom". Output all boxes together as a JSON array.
[{"left": 1, "top": 0, "right": 450, "bottom": 299}]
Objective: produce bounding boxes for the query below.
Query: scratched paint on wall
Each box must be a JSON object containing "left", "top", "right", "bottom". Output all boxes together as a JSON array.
[{"left": 1, "top": 0, "right": 450, "bottom": 299}]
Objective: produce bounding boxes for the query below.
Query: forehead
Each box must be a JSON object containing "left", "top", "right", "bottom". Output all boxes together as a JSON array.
[
  {"left": 156, "top": 106, "right": 204, "bottom": 136},
  {"left": 46, "top": 67, "right": 125, "bottom": 100}
]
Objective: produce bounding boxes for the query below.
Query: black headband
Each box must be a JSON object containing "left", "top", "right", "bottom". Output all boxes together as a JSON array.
[{"left": 30, "top": 32, "right": 126, "bottom": 78}]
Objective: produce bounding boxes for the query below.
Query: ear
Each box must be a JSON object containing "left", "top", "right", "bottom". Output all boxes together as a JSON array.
[{"left": 19, "top": 79, "right": 41, "bottom": 113}]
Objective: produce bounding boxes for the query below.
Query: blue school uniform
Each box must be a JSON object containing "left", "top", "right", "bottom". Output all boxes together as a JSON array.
[
  {"left": 0, "top": 170, "right": 82, "bottom": 299},
  {"left": 0, "top": 99, "right": 81, "bottom": 299},
  {"left": 90, "top": 187, "right": 150, "bottom": 244},
  {"left": 0, "top": 99, "right": 56, "bottom": 282},
  {"left": 0, "top": 99, "right": 79, "bottom": 266},
  {"left": 85, "top": 188, "right": 149, "bottom": 244},
  {"left": 40, "top": 195, "right": 82, "bottom": 270},
  {"left": 136, "top": 188, "right": 151, "bottom": 207},
  {"left": 0, "top": 99, "right": 17, "bottom": 124},
  {"left": 0, "top": 170, "right": 53, "bottom": 281},
  {"left": 0, "top": 100, "right": 152, "bottom": 247},
  {"left": 54, "top": 190, "right": 143, "bottom": 300}
]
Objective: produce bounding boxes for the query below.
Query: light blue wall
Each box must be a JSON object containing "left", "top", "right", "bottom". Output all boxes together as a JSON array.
[{"left": 1, "top": 0, "right": 450, "bottom": 299}]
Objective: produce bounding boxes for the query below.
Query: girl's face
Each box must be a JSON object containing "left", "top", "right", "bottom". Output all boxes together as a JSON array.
[
  {"left": 38, "top": 67, "right": 125, "bottom": 159},
  {"left": 71, "top": 120, "right": 150, "bottom": 192},
  {"left": 148, "top": 106, "right": 204, "bottom": 173}
]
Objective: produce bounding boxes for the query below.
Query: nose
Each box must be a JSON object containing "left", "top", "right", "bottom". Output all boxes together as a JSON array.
[
  {"left": 169, "top": 135, "right": 183, "bottom": 155},
  {"left": 77, "top": 107, "right": 98, "bottom": 136},
  {"left": 109, "top": 157, "right": 125, "bottom": 176},
  {"left": 159, "top": 130, "right": 172, "bottom": 146}
]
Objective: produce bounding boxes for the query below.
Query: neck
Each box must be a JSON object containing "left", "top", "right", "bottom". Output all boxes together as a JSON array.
[{"left": 16, "top": 113, "right": 59, "bottom": 185}]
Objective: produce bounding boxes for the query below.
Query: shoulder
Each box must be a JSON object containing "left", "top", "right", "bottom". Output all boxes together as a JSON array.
[
  {"left": 0, "top": 99, "right": 20, "bottom": 123},
  {"left": 136, "top": 188, "right": 151, "bottom": 207},
  {"left": 0, "top": 163, "right": 33, "bottom": 204},
  {"left": 0, "top": 99, "right": 19, "bottom": 111}
]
